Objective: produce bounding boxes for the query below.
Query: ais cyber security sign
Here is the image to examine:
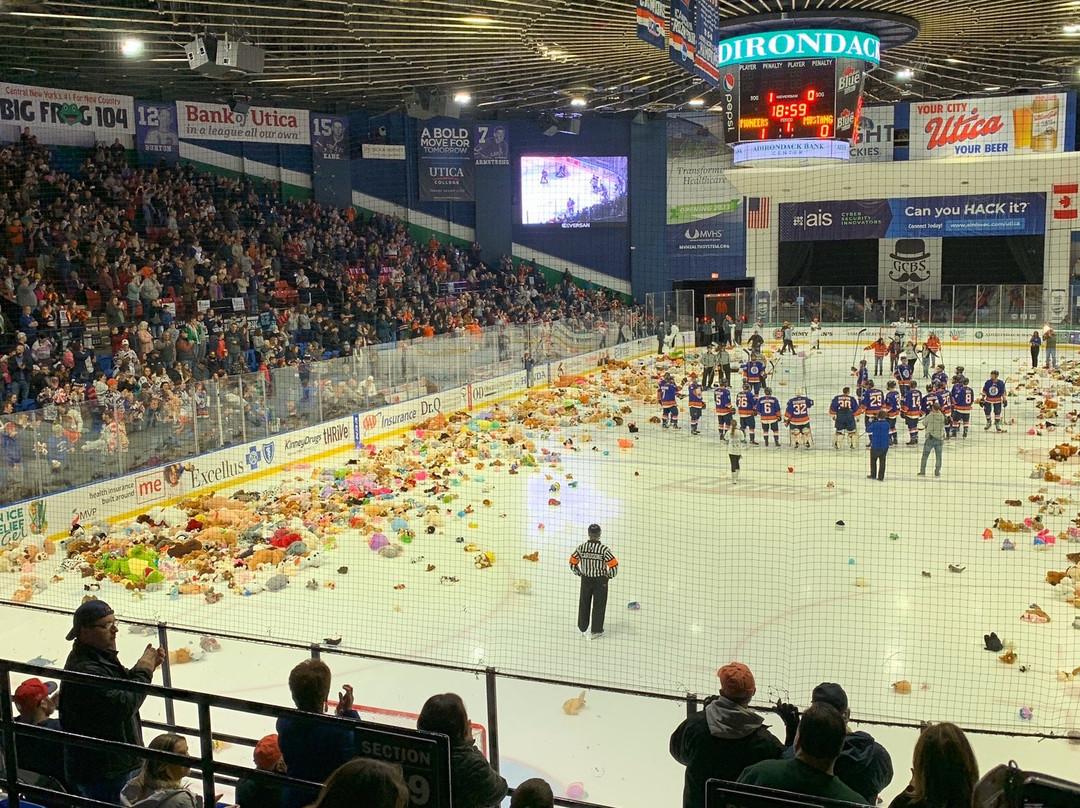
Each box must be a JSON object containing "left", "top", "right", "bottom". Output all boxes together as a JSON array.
[{"left": 717, "top": 29, "right": 881, "bottom": 68}]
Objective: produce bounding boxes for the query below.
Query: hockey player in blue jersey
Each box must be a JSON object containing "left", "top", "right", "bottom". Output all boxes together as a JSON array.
[
  {"left": 829, "top": 386, "right": 861, "bottom": 449},
  {"left": 894, "top": 357, "right": 913, "bottom": 392},
  {"left": 756, "top": 386, "right": 782, "bottom": 447},
  {"left": 687, "top": 373, "right": 704, "bottom": 435},
  {"left": 714, "top": 380, "right": 734, "bottom": 441},
  {"left": 981, "top": 370, "right": 1008, "bottom": 432},
  {"left": 950, "top": 376, "right": 975, "bottom": 438},
  {"left": 932, "top": 365, "right": 949, "bottom": 388},
  {"left": 784, "top": 389, "right": 814, "bottom": 449},
  {"left": 901, "top": 384, "right": 924, "bottom": 445},
  {"left": 884, "top": 380, "right": 901, "bottom": 445},
  {"left": 860, "top": 380, "right": 885, "bottom": 436},
  {"left": 742, "top": 355, "right": 766, "bottom": 395},
  {"left": 736, "top": 383, "right": 758, "bottom": 444},
  {"left": 854, "top": 360, "right": 870, "bottom": 392},
  {"left": 659, "top": 372, "right": 680, "bottom": 429}
]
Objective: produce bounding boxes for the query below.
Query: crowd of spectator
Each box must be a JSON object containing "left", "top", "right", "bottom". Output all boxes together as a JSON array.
[
  {"left": 0, "top": 131, "right": 635, "bottom": 501},
  {"left": 2, "top": 632, "right": 1033, "bottom": 808}
]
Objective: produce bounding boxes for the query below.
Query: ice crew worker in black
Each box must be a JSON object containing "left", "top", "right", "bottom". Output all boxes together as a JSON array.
[{"left": 569, "top": 523, "right": 618, "bottom": 639}]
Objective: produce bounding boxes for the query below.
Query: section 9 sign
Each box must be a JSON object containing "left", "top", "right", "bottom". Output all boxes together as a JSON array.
[{"left": 355, "top": 724, "right": 452, "bottom": 807}]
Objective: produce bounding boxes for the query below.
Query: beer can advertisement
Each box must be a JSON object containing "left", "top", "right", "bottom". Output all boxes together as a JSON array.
[{"left": 908, "top": 92, "right": 1070, "bottom": 160}]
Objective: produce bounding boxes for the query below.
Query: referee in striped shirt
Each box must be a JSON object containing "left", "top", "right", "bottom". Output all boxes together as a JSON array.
[{"left": 569, "top": 524, "right": 619, "bottom": 639}]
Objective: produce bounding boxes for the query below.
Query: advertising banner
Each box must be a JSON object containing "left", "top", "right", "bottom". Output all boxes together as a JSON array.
[
  {"left": 878, "top": 237, "right": 943, "bottom": 300},
  {"left": 0, "top": 82, "right": 134, "bottom": 135},
  {"left": 833, "top": 58, "right": 866, "bottom": 143},
  {"left": 418, "top": 117, "right": 474, "bottom": 201},
  {"left": 666, "top": 113, "right": 745, "bottom": 280},
  {"left": 636, "top": 0, "right": 667, "bottom": 51},
  {"left": 908, "top": 93, "right": 1069, "bottom": 160},
  {"left": 473, "top": 123, "right": 509, "bottom": 166},
  {"left": 311, "top": 115, "right": 348, "bottom": 159},
  {"left": 850, "top": 104, "right": 895, "bottom": 162},
  {"left": 135, "top": 102, "right": 179, "bottom": 162},
  {"left": 176, "top": 101, "right": 310, "bottom": 143},
  {"left": 779, "top": 193, "right": 1046, "bottom": 241}
]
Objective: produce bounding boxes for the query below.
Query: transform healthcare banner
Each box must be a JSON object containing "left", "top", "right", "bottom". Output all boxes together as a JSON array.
[
  {"left": 779, "top": 193, "right": 1045, "bottom": 241},
  {"left": 176, "top": 101, "right": 310, "bottom": 143},
  {"left": 665, "top": 112, "right": 745, "bottom": 280}
]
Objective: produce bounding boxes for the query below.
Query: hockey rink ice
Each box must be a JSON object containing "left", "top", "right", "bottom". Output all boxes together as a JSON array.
[{"left": 3, "top": 335, "right": 1080, "bottom": 806}]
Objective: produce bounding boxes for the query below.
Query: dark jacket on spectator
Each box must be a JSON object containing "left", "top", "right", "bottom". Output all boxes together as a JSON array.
[
  {"left": 782, "top": 729, "right": 893, "bottom": 804},
  {"left": 447, "top": 738, "right": 508, "bottom": 808},
  {"left": 11, "top": 715, "right": 68, "bottom": 787},
  {"left": 59, "top": 640, "right": 154, "bottom": 784},
  {"left": 670, "top": 696, "right": 785, "bottom": 808},
  {"left": 276, "top": 708, "right": 359, "bottom": 808}
]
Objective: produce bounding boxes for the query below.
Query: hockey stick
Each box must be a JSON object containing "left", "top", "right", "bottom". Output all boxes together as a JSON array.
[{"left": 850, "top": 328, "right": 868, "bottom": 370}]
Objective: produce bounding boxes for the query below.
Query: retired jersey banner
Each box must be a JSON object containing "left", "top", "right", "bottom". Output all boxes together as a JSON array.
[
  {"left": 636, "top": 0, "right": 667, "bottom": 51},
  {"left": 473, "top": 123, "right": 509, "bottom": 166},
  {"left": 878, "top": 237, "right": 943, "bottom": 300},
  {"left": 418, "top": 117, "right": 474, "bottom": 202},
  {"left": 176, "top": 101, "right": 310, "bottom": 143},
  {"left": 908, "top": 93, "right": 1071, "bottom": 160},
  {"left": 135, "top": 102, "right": 179, "bottom": 162},
  {"left": 311, "top": 115, "right": 348, "bottom": 160},
  {"left": 669, "top": 0, "right": 697, "bottom": 76},
  {"left": 691, "top": 0, "right": 720, "bottom": 86},
  {"left": 0, "top": 82, "right": 134, "bottom": 135}
]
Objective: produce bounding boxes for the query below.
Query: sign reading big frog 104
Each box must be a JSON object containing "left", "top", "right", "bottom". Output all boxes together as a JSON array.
[{"left": 0, "top": 82, "right": 135, "bottom": 137}]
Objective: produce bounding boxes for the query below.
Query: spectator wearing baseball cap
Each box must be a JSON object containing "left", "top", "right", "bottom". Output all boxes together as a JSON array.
[
  {"left": 235, "top": 734, "right": 287, "bottom": 808},
  {"left": 779, "top": 682, "right": 893, "bottom": 804},
  {"left": 669, "top": 663, "right": 795, "bottom": 808},
  {"left": 59, "top": 600, "right": 166, "bottom": 805},
  {"left": 7, "top": 677, "right": 68, "bottom": 789}
]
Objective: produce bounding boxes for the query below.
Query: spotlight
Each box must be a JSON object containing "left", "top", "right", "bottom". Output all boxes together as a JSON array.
[
  {"left": 121, "top": 37, "right": 144, "bottom": 58},
  {"left": 453, "top": 91, "right": 472, "bottom": 105}
]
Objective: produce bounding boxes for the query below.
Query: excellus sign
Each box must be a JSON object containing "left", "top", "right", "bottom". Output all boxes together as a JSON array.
[{"left": 717, "top": 29, "right": 881, "bottom": 67}]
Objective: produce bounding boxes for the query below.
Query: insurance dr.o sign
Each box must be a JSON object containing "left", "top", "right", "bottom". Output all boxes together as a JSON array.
[{"left": 717, "top": 29, "right": 881, "bottom": 68}]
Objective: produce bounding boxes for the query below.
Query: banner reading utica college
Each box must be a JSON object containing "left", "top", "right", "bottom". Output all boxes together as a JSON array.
[
  {"left": 0, "top": 82, "right": 134, "bottom": 135},
  {"left": 176, "top": 101, "right": 310, "bottom": 144},
  {"left": 418, "top": 117, "right": 474, "bottom": 202}
]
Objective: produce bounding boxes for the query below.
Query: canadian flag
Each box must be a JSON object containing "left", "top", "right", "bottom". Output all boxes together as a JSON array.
[{"left": 1053, "top": 183, "right": 1079, "bottom": 223}]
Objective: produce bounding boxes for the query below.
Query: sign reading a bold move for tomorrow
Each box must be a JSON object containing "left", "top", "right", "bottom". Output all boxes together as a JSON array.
[
  {"left": 418, "top": 118, "right": 474, "bottom": 202},
  {"left": 716, "top": 29, "right": 882, "bottom": 68}
]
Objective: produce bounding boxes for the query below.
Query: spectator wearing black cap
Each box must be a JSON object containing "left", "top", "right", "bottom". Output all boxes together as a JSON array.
[
  {"left": 58, "top": 600, "right": 165, "bottom": 805},
  {"left": 669, "top": 662, "right": 794, "bottom": 808},
  {"left": 8, "top": 677, "right": 67, "bottom": 789},
  {"left": 738, "top": 702, "right": 868, "bottom": 804},
  {"left": 779, "top": 682, "right": 893, "bottom": 804}
]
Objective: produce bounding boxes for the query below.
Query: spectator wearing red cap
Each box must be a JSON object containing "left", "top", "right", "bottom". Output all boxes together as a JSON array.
[
  {"left": 235, "top": 734, "right": 287, "bottom": 808},
  {"left": 7, "top": 677, "right": 68, "bottom": 789},
  {"left": 59, "top": 599, "right": 166, "bottom": 805},
  {"left": 779, "top": 682, "right": 893, "bottom": 804},
  {"left": 669, "top": 663, "right": 795, "bottom": 808}
]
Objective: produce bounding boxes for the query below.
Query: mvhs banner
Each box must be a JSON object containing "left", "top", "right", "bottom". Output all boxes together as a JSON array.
[{"left": 878, "top": 237, "right": 942, "bottom": 300}]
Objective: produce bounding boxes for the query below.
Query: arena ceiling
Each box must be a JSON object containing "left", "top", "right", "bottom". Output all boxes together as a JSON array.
[{"left": 2, "top": 1, "right": 1080, "bottom": 115}]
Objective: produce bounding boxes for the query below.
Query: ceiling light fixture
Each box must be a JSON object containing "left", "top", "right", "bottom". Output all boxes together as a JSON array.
[
  {"left": 984, "top": 85, "right": 1002, "bottom": 91},
  {"left": 895, "top": 68, "right": 914, "bottom": 80},
  {"left": 688, "top": 98, "right": 705, "bottom": 107},
  {"left": 121, "top": 37, "right": 144, "bottom": 57},
  {"left": 453, "top": 91, "right": 472, "bottom": 105},
  {"left": 569, "top": 96, "right": 587, "bottom": 107},
  {"left": 1063, "top": 24, "right": 1080, "bottom": 35},
  {"left": 461, "top": 16, "right": 493, "bottom": 25}
]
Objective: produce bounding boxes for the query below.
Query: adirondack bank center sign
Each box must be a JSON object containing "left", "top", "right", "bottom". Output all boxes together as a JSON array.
[{"left": 717, "top": 29, "right": 881, "bottom": 67}]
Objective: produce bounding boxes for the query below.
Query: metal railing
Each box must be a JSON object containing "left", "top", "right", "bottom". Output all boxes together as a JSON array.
[{"left": 3, "top": 604, "right": 1074, "bottom": 808}]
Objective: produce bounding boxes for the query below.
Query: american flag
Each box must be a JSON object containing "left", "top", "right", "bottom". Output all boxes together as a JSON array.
[{"left": 747, "top": 197, "right": 770, "bottom": 229}]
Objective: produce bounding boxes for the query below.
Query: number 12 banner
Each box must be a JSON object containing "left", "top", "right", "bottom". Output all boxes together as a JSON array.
[{"left": 136, "top": 102, "right": 179, "bottom": 162}]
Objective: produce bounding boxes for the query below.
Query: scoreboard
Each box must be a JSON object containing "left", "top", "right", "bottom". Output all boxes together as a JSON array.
[{"left": 720, "top": 56, "right": 869, "bottom": 161}]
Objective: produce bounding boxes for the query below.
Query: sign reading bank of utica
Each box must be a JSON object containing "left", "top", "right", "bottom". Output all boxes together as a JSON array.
[{"left": 717, "top": 29, "right": 881, "bottom": 68}]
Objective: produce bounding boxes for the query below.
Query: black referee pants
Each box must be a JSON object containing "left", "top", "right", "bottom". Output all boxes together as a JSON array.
[{"left": 577, "top": 576, "right": 609, "bottom": 634}]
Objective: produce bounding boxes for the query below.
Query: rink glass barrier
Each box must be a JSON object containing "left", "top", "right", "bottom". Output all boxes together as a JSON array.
[
  {"left": 0, "top": 312, "right": 638, "bottom": 504},
  {"left": 5, "top": 328, "right": 1080, "bottom": 746}
]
